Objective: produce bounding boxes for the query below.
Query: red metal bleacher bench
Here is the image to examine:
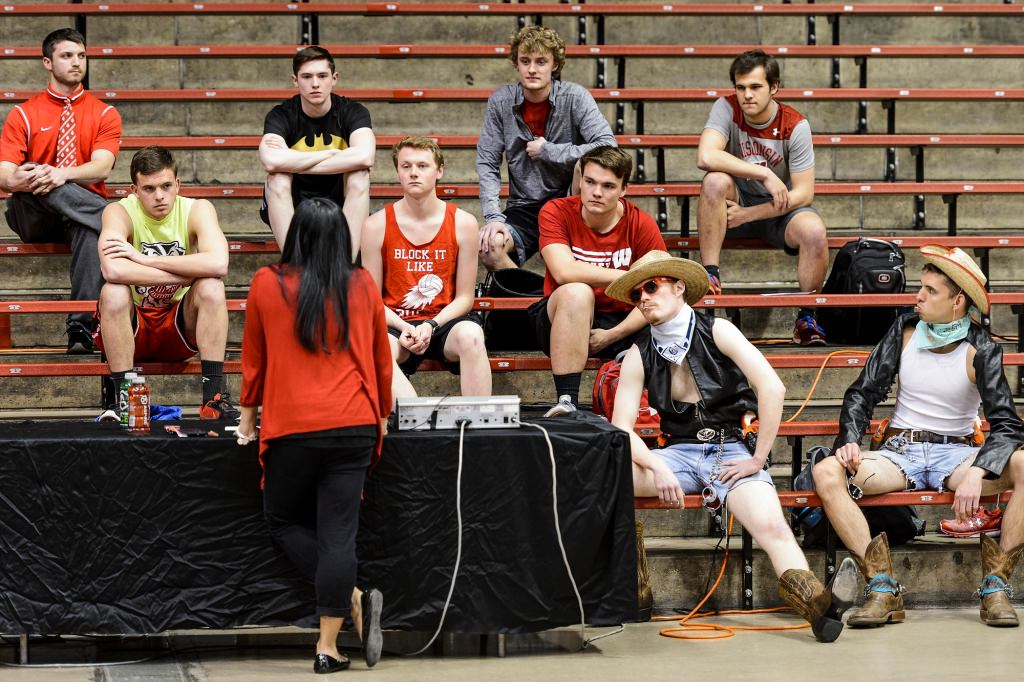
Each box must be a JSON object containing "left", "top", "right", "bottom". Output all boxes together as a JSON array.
[
  {"left": 102, "top": 133, "right": 1024, "bottom": 200},
  {"left": 6, "top": 3, "right": 1024, "bottom": 18},
  {"left": 6, "top": 180, "right": 1020, "bottom": 235}
]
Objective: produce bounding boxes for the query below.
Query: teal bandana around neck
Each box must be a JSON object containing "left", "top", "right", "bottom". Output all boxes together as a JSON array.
[{"left": 911, "top": 311, "right": 974, "bottom": 350}]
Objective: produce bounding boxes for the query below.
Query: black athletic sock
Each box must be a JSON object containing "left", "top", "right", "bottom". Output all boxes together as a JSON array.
[
  {"left": 103, "top": 371, "right": 126, "bottom": 411},
  {"left": 704, "top": 264, "right": 721, "bottom": 280},
  {"left": 553, "top": 372, "right": 582, "bottom": 407},
  {"left": 797, "top": 308, "right": 817, "bottom": 320},
  {"left": 201, "top": 360, "right": 224, "bottom": 403}
]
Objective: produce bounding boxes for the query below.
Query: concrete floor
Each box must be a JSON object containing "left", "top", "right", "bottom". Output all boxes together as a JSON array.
[{"left": 1, "top": 610, "right": 1021, "bottom": 682}]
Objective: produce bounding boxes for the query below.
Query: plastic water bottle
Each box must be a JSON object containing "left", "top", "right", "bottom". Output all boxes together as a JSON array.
[
  {"left": 128, "top": 376, "right": 150, "bottom": 434},
  {"left": 119, "top": 372, "right": 138, "bottom": 427}
]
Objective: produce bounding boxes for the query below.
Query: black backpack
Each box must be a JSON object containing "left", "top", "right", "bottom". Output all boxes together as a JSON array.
[
  {"left": 818, "top": 238, "right": 906, "bottom": 345},
  {"left": 480, "top": 268, "right": 544, "bottom": 351}
]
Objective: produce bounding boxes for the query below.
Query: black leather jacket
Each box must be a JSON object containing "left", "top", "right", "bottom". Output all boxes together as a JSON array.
[
  {"left": 639, "top": 312, "right": 758, "bottom": 441},
  {"left": 834, "top": 313, "right": 1024, "bottom": 477}
]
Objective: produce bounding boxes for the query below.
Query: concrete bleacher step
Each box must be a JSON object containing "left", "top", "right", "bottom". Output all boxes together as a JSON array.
[{"left": 646, "top": 532, "right": 1023, "bottom": 612}]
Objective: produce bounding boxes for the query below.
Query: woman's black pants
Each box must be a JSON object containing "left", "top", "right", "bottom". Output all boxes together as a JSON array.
[{"left": 262, "top": 437, "right": 372, "bottom": 618}]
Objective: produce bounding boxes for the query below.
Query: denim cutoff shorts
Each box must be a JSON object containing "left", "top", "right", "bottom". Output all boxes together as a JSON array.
[{"left": 653, "top": 440, "right": 774, "bottom": 506}]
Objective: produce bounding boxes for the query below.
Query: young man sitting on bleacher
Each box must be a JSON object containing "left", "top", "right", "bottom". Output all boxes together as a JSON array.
[
  {"left": 361, "top": 136, "right": 491, "bottom": 400},
  {"left": 696, "top": 49, "right": 829, "bottom": 346},
  {"left": 605, "top": 250, "right": 857, "bottom": 642},
  {"left": 0, "top": 28, "right": 122, "bottom": 355},
  {"left": 95, "top": 146, "right": 237, "bottom": 421},
  {"left": 528, "top": 146, "right": 665, "bottom": 416},
  {"left": 814, "top": 245, "right": 1024, "bottom": 627},
  {"left": 476, "top": 25, "right": 616, "bottom": 271},
  {"left": 258, "top": 46, "right": 374, "bottom": 254}
]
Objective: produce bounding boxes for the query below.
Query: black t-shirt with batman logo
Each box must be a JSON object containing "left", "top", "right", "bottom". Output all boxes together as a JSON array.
[{"left": 263, "top": 93, "right": 372, "bottom": 204}]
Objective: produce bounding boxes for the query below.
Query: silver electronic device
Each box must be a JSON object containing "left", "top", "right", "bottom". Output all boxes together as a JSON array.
[{"left": 396, "top": 395, "right": 521, "bottom": 431}]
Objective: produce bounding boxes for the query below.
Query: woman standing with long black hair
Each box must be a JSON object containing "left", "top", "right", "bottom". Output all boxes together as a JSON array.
[{"left": 237, "top": 198, "right": 392, "bottom": 673}]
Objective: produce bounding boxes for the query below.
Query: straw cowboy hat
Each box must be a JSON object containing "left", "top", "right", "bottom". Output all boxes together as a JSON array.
[
  {"left": 919, "top": 244, "right": 990, "bottom": 315},
  {"left": 605, "top": 250, "right": 711, "bottom": 307}
]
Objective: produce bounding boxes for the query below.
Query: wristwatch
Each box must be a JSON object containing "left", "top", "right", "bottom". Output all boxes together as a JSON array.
[{"left": 425, "top": 319, "right": 439, "bottom": 334}]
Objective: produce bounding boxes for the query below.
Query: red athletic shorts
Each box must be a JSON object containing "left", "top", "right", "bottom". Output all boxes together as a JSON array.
[{"left": 93, "top": 298, "right": 198, "bottom": 362}]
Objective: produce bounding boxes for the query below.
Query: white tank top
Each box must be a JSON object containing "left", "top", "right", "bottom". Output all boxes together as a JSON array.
[{"left": 890, "top": 340, "right": 980, "bottom": 436}]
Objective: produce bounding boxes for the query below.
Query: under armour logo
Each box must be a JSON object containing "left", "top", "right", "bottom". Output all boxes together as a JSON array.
[{"left": 772, "top": 127, "right": 779, "bottom": 137}]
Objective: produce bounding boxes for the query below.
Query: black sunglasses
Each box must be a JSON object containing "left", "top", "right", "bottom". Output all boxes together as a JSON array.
[{"left": 629, "top": 277, "right": 676, "bottom": 303}]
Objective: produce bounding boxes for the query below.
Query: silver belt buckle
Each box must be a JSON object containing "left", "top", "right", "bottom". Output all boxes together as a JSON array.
[
  {"left": 697, "top": 428, "right": 717, "bottom": 443},
  {"left": 885, "top": 433, "right": 909, "bottom": 454}
]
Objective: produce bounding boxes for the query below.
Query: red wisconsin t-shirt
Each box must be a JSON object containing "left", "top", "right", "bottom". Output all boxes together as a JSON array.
[{"left": 539, "top": 195, "right": 667, "bottom": 313}]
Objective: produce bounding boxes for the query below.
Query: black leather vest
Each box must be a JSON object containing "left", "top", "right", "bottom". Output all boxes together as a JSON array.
[{"left": 638, "top": 312, "right": 758, "bottom": 440}]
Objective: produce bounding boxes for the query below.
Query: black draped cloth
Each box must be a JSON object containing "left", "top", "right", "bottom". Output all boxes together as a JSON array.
[{"left": 0, "top": 414, "right": 636, "bottom": 635}]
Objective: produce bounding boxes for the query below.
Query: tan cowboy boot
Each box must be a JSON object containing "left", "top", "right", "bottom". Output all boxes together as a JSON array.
[
  {"left": 978, "top": 533, "right": 1024, "bottom": 627},
  {"left": 635, "top": 520, "right": 654, "bottom": 621},
  {"left": 847, "top": 532, "right": 906, "bottom": 627},
  {"left": 779, "top": 569, "right": 843, "bottom": 642}
]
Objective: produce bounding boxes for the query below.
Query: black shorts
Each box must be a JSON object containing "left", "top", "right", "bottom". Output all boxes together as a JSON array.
[
  {"left": 259, "top": 185, "right": 342, "bottom": 226},
  {"left": 504, "top": 201, "right": 547, "bottom": 266},
  {"left": 727, "top": 190, "right": 819, "bottom": 257},
  {"left": 388, "top": 314, "right": 482, "bottom": 376},
  {"left": 527, "top": 297, "right": 644, "bottom": 360}
]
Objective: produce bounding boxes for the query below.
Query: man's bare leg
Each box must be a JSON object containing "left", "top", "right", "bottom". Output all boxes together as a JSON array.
[
  {"left": 812, "top": 453, "right": 908, "bottom": 558},
  {"left": 948, "top": 450, "right": 1024, "bottom": 550},
  {"left": 784, "top": 211, "right": 828, "bottom": 293},
  {"left": 387, "top": 334, "right": 417, "bottom": 401},
  {"left": 948, "top": 449, "right": 1024, "bottom": 625},
  {"left": 443, "top": 320, "right": 492, "bottom": 396},
  {"left": 726, "top": 481, "right": 808, "bottom": 575},
  {"left": 342, "top": 169, "right": 369, "bottom": 261},
  {"left": 546, "top": 282, "right": 595, "bottom": 375},
  {"left": 265, "top": 172, "right": 295, "bottom": 248},
  {"left": 696, "top": 172, "right": 737, "bottom": 271},
  {"left": 98, "top": 283, "right": 136, "bottom": 372},
  {"left": 182, "top": 277, "right": 227, "bottom": 363}
]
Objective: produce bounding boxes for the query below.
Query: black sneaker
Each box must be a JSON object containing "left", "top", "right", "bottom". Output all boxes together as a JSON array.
[
  {"left": 66, "top": 320, "right": 94, "bottom": 354},
  {"left": 200, "top": 392, "right": 241, "bottom": 421}
]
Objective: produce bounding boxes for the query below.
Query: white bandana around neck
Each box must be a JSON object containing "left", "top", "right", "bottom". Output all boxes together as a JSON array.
[{"left": 650, "top": 304, "right": 696, "bottom": 365}]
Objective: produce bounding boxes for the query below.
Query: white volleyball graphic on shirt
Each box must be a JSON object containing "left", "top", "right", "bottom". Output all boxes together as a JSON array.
[{"left": 402, "top": 273, "right": 444, "bottom": 310}]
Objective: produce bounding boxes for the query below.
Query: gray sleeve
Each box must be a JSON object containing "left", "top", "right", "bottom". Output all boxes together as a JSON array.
[
  {"left": 476, "top": 95, "right": 507, "bottom": 225},
  {"left": 539, "top": 88, "right": 616, "bottom": 165},
  {"left": 787, "top": 119, "right": 815, "bottom": 172},
  {"left": 703, "top": 97, "right": 733, "bottom": 140}
]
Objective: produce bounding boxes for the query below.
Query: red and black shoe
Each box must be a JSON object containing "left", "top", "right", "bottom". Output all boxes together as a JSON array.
[
  {"left": 200, "top": 392, "right": 241, "bottom": 421},
  {"left": 707, "top": 273, "right": 723, "bottom": 296}
]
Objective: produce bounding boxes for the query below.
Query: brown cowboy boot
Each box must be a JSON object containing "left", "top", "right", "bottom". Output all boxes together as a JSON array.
[
  {"left": 778, "top": 569, "right": 844, "bottom": 642},
  {"left": 978, "top": 533, "right": 1024, "bottom": 627},
  {"left": 635, "top": 521, "right": 654, "bottom": 621},
  {"left": 847, "top": 532, "right": 906, "bottom": 627}
]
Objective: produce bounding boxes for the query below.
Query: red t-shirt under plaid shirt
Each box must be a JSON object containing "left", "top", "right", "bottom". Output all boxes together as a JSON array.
[{"left": 538, "top": 195, "right": 667, "bottom": 313}]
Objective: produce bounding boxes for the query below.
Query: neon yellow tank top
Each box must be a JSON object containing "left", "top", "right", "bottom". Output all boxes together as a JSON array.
[{"left": 118, "top": 194, "right": 193, "bottom": 307}]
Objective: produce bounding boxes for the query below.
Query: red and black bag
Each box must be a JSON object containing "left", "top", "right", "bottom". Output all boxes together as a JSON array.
[{"left": 592, "top": 357, "right": 661, "bottom": 438}]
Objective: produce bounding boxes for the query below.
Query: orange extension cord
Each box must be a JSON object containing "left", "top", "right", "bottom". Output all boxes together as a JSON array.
[
  {"left": 652, "top": 516, "right": 810, "bottom": 640},
  {"left": 653, "top": 350, "right": 869, "bottom": 640}
]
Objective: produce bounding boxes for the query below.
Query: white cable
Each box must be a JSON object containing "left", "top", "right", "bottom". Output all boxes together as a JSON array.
[
  {"left": 521, "top": 421, "right": 589, "bottom": 648},
  {"left": 407, "top": 421, "right": 466, "bottom": 656}
]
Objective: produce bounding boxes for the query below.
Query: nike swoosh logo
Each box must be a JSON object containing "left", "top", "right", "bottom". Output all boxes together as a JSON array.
[{"left": 40, "top": 126, "right": 53, "bottom": 131}]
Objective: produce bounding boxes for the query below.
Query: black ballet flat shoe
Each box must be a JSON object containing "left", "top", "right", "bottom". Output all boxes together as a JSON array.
[
  {"left": 361, "top": 588, "right": 384, "bottom": 668},
  {"left": 313, "top": 653, "right": 350, "bottom": 674}
]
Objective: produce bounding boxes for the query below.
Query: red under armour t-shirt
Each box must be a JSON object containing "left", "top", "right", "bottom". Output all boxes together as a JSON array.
[{"left": 538, "top": 195, "right": 667, "bottom": 313}]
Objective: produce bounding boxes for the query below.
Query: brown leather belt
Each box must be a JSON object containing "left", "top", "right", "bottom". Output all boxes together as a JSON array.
[{"left": 882, "top": 426, "right": 971, "bottom": 446}]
